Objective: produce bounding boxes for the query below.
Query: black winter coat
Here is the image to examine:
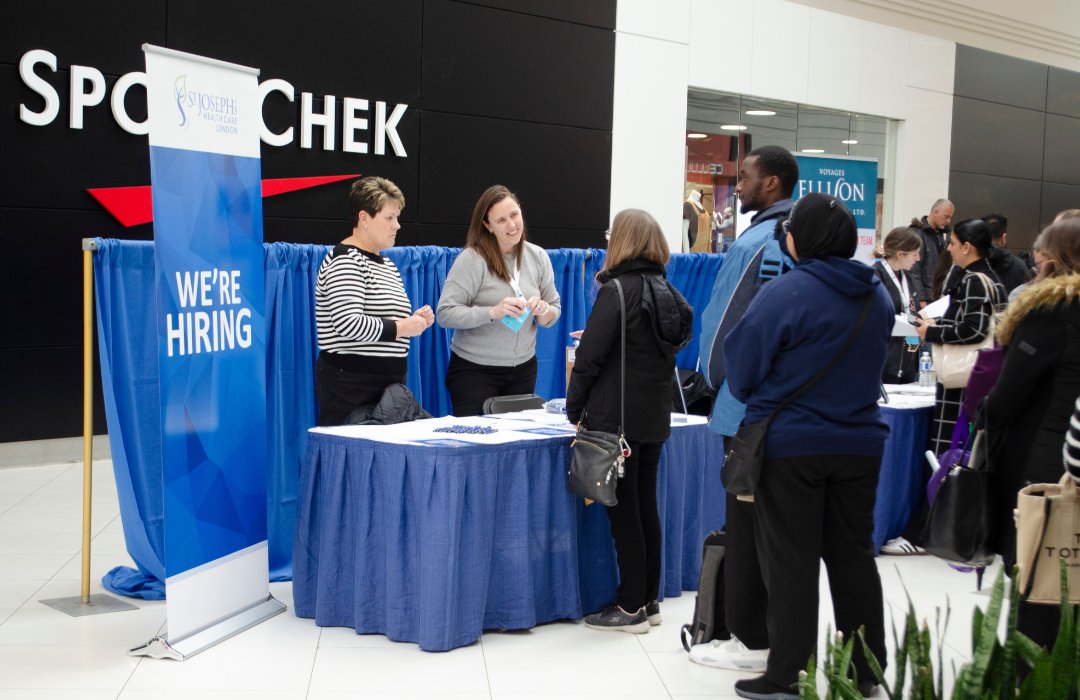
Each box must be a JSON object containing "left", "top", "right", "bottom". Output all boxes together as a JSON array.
[
  {"left": 566, "top": 259, "right": 694, "bottom": 443},
  {"left": 983, "top": 273, "right": 1080, "bottom": 562}
]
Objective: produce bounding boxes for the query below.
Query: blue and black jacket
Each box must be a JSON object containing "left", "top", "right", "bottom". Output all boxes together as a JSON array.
[{"left": 697, "top": 199, "right": 794, "bottom": 437}]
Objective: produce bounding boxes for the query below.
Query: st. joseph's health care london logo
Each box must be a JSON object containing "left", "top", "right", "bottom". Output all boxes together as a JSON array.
[{"left": 174, "top": 74, "right": 240, "bottom": 134}]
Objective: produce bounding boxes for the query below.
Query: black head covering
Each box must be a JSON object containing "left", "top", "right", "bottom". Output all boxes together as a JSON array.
[{"left": 786, "top": 193, "right": 857, "bottom": 259}]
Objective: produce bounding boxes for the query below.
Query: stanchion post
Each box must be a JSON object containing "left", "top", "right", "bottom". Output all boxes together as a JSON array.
[
  {"left": 81, "top": 240, "right": 96, "bottom": 603},
  {"left": 37, "top": 242, "right": 138, "bottom": 617}
]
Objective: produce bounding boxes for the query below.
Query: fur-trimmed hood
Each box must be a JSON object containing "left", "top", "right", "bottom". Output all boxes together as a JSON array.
[{"left": 997, "top": 273, "right": 1080, "bottom": 346}]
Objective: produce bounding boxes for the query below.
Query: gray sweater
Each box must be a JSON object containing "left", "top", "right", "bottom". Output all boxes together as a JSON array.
[{"left": 437, "top": 243, "right": 562, "bottom": 366}]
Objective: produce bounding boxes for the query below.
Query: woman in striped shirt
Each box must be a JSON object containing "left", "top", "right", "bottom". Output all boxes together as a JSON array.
[{"left": 314, "top": 177, "right": 434, "bottom": 425}]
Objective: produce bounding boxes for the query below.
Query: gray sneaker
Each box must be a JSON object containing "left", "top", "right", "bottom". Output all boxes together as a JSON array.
[
  {"left": 645, "top": 600, "right": 662, "bottom": 626},
  {"left": 584, "top": 605, "right": 650, "bottom": 633}
]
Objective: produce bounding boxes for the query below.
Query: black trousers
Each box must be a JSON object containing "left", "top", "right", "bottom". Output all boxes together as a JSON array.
[
  {"left": 315, "top": 355, "right": 400, "bottom": 426},
  {"left": 605, "top": 441, "right": 663, "bottom": 612},
  {"left": 754, "top": 453, "right": 887, "bottom": 687},
  {"left": 724, "top": 490, "right": 770, "bottom": 649},
  {"left": 445, "top": 352, "right": 537, "bottom": 417}
]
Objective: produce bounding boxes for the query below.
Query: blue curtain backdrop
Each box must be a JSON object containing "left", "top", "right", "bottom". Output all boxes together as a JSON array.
[{"left": 93, "top": 239, "right": 724, "bottom": 598}]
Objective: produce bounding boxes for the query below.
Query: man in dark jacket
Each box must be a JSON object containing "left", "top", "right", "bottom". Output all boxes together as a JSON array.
[
  {"left": 983, "top": 213, "right": 1028, "bottom": 294},
  {"left": 909, "top": 198, "right": 953, "bottom": 307}
]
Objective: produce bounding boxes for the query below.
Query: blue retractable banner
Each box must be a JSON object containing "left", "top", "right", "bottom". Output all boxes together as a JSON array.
[
  {"left": 793, "top": 153, "right": 879, "bottom": 262},
  {"left": 142, "top": 45, "right": 280, "bottom": 652}
]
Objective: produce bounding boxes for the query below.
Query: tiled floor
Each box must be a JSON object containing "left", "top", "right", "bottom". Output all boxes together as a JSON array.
[{"left": 0, "top": 460, "right": 998, "bottom": 699}]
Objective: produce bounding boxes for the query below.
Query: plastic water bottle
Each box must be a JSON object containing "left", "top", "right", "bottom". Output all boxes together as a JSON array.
[
  {"left": 918, "top": 351, "right": 933, "bottom": 388},
  {"left": 565, "top": 339, "right": 579, "bottom": 389}
]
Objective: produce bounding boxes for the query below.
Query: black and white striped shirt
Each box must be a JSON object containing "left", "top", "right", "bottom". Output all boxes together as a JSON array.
[
  {"left": 1066, "top": 396, "right": 1080, "bottom": 483},
  {"left": 315, "top": 245, "right": 411, "bottom": 360}
]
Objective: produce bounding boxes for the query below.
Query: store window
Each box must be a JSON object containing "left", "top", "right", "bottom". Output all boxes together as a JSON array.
[{"left": 684, "top": 89, "right": 895, "bottom": 254}]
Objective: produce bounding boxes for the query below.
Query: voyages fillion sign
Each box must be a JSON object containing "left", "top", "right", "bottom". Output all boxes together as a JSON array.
[{"left": 17, "top": 48, "right": 409, "bottom": 156}]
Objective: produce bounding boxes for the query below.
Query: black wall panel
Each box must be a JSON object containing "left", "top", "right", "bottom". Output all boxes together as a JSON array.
[
  {"left": 1, "top": 1, "right": 166, "bottom": 72},
  {"left": 458, "top": 0, "right": 616, "bottom": 28},
  {"left": 953, "top": 45, "right": 1047, "bottom": 111},
  {"left": 1043, "top": 114, "right": 1080, "bottom": 186},
  {"left": 417, "top": 111, "right": 611, "bottom": 232},
  {"left": 2, "top": 0, "right": 615, "bottom": 442},
  {"left": 0, "top": 347, "right": 107, "bottom": 441},
  {"left": 422, "top": 0, "right": 614, "bottom": 130},
  {"left": 1047, "top": 67, "right": 1080, "bottom": 118},
  {"left": 949, "top": 97, "right": 1045, "bottom": 182},
  {"left": 947, "top": 172, "right": 1043, "bottom": 251},
  {"left": 1042, "top": 182, "right": 1080, "bottom": 227},
  {"left": 166, "top": 0, "right": 423, "bottom": 104},
  {"left": 950, "top": 45, "right": 1080, "bottom": 250}
]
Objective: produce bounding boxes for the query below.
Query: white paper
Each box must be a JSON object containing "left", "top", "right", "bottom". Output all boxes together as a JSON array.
[
  {"left": 312, "top": 411, "right": 708, "bottom": 446},
  {"left": 891, "top": 315, "right": 918, "bottom": 337},
  {"left": 919, "top": 295, "right": 950, "bottom": 319}
]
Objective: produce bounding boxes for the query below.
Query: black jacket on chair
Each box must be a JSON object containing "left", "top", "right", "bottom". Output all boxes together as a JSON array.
[{"left": 566, "top": 259, "right": 694, "bottom": 443}]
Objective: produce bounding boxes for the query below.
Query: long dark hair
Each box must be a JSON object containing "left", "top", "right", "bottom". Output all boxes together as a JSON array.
[{"left": 464, "top": 185, "right": 525, "bottom": 282}]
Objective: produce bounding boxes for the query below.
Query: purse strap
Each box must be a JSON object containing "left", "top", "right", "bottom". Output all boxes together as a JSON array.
[
  {"left": 765, "top": 292, "right": 876, "bottom": 422},
  {"left": 612, "top": 278, "right": 627, "bottom": 436}
]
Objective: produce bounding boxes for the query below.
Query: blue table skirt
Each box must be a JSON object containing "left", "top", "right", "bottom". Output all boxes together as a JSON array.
[
  {"left": 873, "top": 405, "right": 933, "bottom": 552},
  {"left": 292, "top": 423, "right": 727, "bottom": 651}
]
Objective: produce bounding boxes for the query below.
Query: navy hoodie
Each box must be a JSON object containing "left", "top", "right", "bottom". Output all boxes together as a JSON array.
[{"left": 723, "top": 256, "right": 894, "bottom": 459}]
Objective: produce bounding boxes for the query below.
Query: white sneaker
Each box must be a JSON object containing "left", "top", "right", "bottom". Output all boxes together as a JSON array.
[
  {"left": 880, "top": 536, "right": 926, "bottom": 556},
  {"left": 688, "top": 636, "right": 768, "bottom": 671}
]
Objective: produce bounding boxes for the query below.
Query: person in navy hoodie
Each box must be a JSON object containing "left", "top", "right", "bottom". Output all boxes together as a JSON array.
[{"left": 725, "top": 194, "right": 894, "bottom": 700}]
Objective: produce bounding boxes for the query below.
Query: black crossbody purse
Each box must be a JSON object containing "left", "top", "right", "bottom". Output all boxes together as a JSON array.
[
  {"left": 567, "top": 278, "right": 630, "bottom": 507},
  {"left": 722, "top": 293, "right": 875, "bottom": 500}
]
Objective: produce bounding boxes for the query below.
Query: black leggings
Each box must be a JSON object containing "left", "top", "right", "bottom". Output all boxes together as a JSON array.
[{"left": 605, "top": 441, "right": 664, "bottom": 612}]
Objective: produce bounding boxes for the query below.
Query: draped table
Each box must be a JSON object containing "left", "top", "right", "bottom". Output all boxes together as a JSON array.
[
  {"left": 292, "top": 412, "right": 726, "bottom": 651},
  {"left": 873, "top": 390, "right": 936, "bottom": 553}
]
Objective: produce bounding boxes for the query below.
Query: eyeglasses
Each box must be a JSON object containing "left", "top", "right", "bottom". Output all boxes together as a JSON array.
[
  {"left": 781, "top": 219, "right": 791, "bottom": 234},
  {"left": 604, "top": 228, "right": 611, "bottom": 241},
  {"left": 1035, "top": 258, "right": 1054, "bottom": 271}
]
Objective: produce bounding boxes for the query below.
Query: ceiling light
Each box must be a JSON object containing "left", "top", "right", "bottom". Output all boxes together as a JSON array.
[
  {"left": 745, "top": 110, "right": 776, "bottom": 116},
  {"left": 801, "top": 148, "right": 825, "bottom": 153},
  {"left": 841, "top": 139, "right": 858, "bottom": 145},
  {"left": 720, "top": 124, "right": 747, "bottom": 131},
  {"left": 687, "top": 132, "right": 708, "bottom": 139}
]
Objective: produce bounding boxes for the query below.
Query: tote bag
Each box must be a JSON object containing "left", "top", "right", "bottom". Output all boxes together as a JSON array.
[{"left": 1016, "top": 473, "right": 1080, "bottom": 604}]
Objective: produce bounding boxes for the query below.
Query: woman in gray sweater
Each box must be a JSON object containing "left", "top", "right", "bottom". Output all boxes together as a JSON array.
[{"left": 436, "top": 185, "right": 561, "bottom": 416}]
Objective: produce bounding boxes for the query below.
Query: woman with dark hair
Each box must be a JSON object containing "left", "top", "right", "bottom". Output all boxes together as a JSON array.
[
  {"left": 724, "top": 194, "right": 894, "bottom": 700},
  {"left": 872, "top": 226, "right": 922, "bottom": 383},
  {"left": 916, "top": 219, "right": 1006, "bottom": 454},
  {"left": 981, "top": 218, "right": 1080, "bottom": 650},
  {"left": 436, "top": 185, "right": 561, "bottom": 416},
  {"left": 314, "top": 176, "right": 434, "bottom": 426},
  {"left": 567, "top": 209, "right": 693, "bottom": 633}
]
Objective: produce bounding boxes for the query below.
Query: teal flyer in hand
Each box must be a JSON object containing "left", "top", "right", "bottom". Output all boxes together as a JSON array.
[{"left": 500, "top": 307, "right": 531, "bottom": 333}]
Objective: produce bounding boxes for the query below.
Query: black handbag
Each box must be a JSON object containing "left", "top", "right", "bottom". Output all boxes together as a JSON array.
[
  {"left": 567, "top": 278, "right": 630, "bottom": 507},
  {"left": 721, "top": 293, "right": 876, "bottom": 499},
  {"left": 921, "top": 429, "right": 996, "bottom": 567}
]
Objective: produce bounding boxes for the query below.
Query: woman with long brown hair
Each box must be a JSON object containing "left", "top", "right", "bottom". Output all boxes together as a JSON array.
[
  {"left": 436, "top": 185, "right": 561, "bottom": 416},
  {"left": 567, "top": 208, "right": 693, "bottom": 633}
]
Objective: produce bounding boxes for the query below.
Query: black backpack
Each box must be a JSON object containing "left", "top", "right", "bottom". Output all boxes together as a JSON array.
[{"left": 680, "top": 529, "right": 730, "bottom": 651}]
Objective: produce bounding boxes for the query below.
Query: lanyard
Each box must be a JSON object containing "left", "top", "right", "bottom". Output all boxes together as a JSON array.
[
  {"left": 880, "top": 262, "right": 912, "bottom": 314},
  {"left": 509, "top": 266, "right": 524, "bottom": 298}
]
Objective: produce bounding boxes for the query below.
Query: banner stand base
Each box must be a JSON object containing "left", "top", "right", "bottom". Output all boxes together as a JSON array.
[{"left": 129, "top": 595, "right": 286, "bottom": 661}]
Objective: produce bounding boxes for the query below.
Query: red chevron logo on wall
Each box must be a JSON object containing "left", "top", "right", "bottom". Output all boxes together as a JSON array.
[{"left": 88, "top": 174, "right": 360, "bottom": 227}]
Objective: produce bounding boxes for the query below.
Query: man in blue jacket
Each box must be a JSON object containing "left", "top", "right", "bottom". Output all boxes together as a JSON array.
[{"left": 690, "top": 145, "right": 798, "bottom": 671}]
